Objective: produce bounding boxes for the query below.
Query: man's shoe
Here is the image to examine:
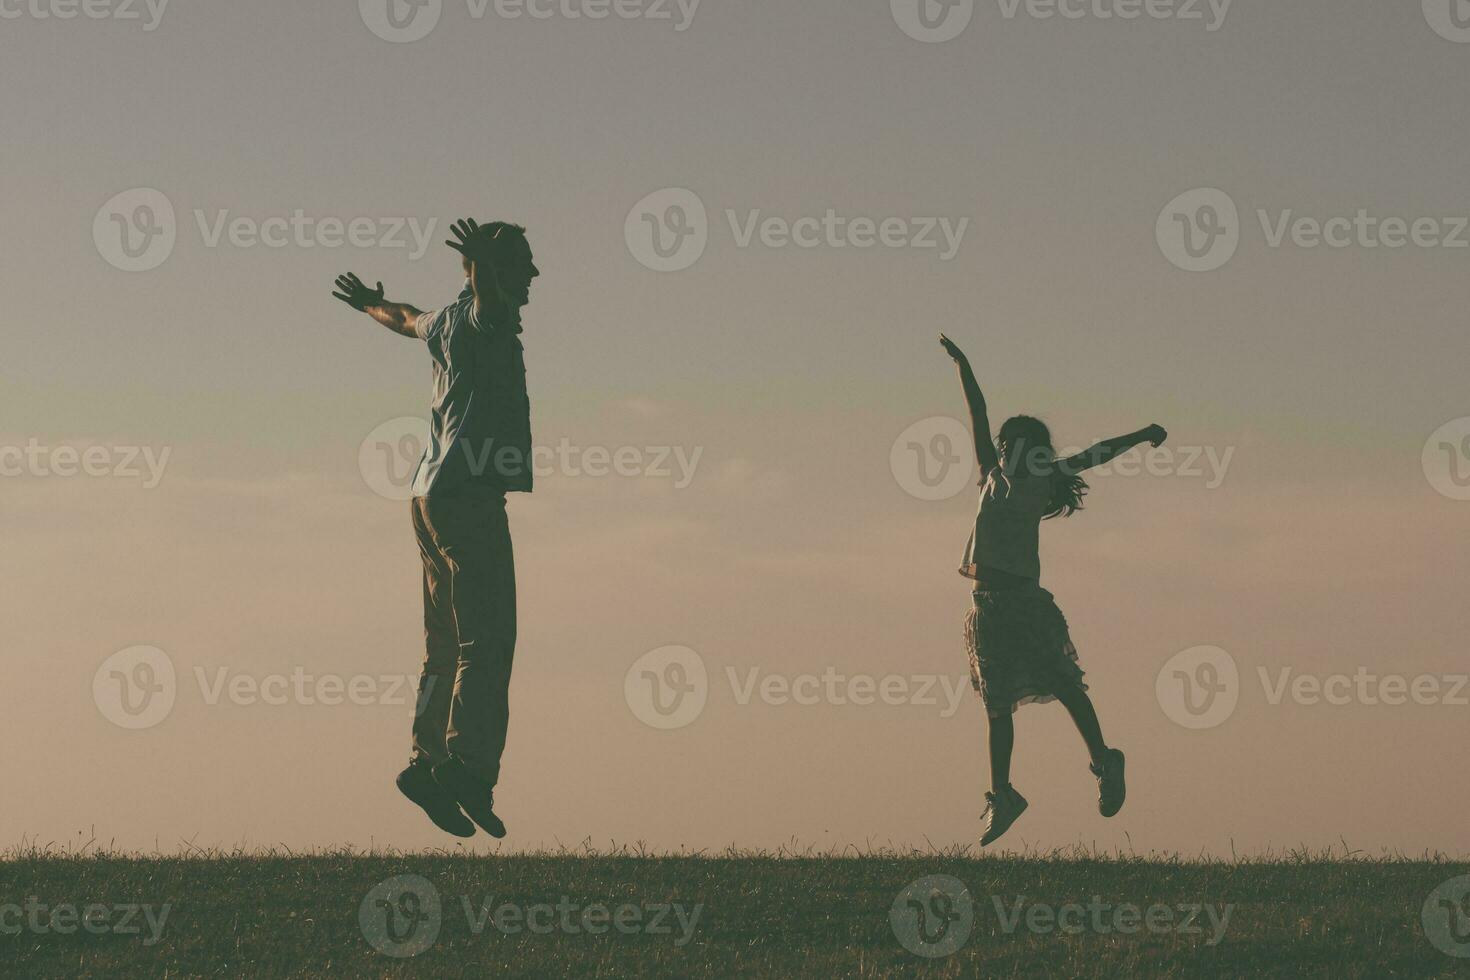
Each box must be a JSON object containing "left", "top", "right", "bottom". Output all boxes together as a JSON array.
[
  {"left": 431, "top": 757, "right": 507, "bottom": 839},
  {"left": 396, "top": 763, "right": 475, "bottom": 838},
  {"left": 980, "top": 785, "right": 1028, "bottom": 847},
  {"left": 1091, "top": 748, "right": 1126, "bottom": 817}
]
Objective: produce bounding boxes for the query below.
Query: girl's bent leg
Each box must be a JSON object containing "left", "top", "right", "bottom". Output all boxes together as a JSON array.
[
  {"left": 1054, "top": 686, "right": 1107, "bottom": 766},
  {"left": 987, "top": 711, "right": 1014, "bottom": 792}
]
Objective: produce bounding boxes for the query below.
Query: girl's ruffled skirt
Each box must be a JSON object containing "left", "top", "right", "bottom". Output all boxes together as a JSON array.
[{"left": 964, "top": 586, "right": 1088, "bottom": 718}]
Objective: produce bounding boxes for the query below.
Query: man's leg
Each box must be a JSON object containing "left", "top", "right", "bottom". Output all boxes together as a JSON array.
[
  {"left": 409, "top": 497, "right": 461, "bottom": 767},
  {"left": 438, "top": 491, "right": 517, "bottom": 790},
  {"left": 398, "top": 498, "right": 476, "bottom": 837}
]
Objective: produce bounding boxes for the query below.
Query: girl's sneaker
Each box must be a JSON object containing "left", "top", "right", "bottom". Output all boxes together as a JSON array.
[
  {"left": 1090, "top": 748, "right": 1126, "bottom": 817},
  {"left": 980, "top": 786, "right": 1028, "bottom": 846}
]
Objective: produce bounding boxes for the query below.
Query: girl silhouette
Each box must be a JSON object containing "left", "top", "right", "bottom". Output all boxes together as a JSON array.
[{"left": 939, "top": 333, "right": 1167, "bottom": 846}]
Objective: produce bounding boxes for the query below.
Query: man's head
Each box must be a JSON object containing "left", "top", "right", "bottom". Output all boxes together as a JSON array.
[{"left": 461, "top": 222, "right": 539, "bottom": 309}]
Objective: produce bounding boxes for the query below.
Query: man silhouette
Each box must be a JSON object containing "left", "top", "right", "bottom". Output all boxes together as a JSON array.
[{"left": 333, "top": 218, "right": 539, "bottom": 838}]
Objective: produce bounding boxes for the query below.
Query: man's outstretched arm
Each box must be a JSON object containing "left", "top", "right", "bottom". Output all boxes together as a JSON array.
[{"left": 332, "top": 272, "right": 424, "bottom": 339}]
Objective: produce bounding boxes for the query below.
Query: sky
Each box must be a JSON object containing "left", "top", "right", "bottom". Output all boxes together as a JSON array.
[{"left": 2, "top": 0, "right": 1469, "bottom": 858}]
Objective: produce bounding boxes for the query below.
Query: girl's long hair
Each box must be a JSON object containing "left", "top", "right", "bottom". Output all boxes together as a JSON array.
[{"left": 996, "top": 415, "right": 1088, "bottom": 519}]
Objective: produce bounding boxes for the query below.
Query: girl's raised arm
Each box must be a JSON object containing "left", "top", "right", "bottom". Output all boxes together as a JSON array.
[
  {"left": 1059, "top": 424, "right": 1168, "bottom": 474},
  {"left": 939, "top": 334, "right": 1001, "bottom": 477}
]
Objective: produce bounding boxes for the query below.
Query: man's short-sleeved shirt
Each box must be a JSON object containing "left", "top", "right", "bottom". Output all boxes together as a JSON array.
[{"left": 410, "top": 282, "right": 533, "bottom": 498}]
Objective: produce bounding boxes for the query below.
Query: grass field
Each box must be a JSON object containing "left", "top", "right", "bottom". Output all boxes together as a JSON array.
[{"left": 2, "top": 844, "right": 1468, "bottom": 977}]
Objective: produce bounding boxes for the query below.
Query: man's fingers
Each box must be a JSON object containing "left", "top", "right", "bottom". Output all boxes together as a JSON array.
[{"left": 331, "top": 292, "right": 354, "bottom": 305}]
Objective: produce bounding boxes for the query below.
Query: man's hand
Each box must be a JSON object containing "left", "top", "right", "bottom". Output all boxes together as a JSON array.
[
  {"left": 1142, "top": 424, "right": 1168, "bottom": 447},
  {"left": 447, "top": 217, "right": 515, "bottom": 329},
  {"left": 446, "top": 218, "right": 499, "bottom": 264},
  {"left": 939, "top": 333, "right": 969, "bottom": 364},
  {"left": 332, "top": 272, "right": 421, "bottom": 338},
  {"left": 332, "top": 272, "right": 385, "bottom": 312}
]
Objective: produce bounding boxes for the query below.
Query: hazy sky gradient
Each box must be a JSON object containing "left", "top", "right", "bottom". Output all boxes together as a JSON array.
[{"left": 3, "top": 0, "right": 1468, "bottom": 856}]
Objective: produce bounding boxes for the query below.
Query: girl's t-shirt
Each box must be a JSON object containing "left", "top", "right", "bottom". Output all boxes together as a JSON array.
[{"left": 959, "top": 470, "right": 1055, "bottom": 581}]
